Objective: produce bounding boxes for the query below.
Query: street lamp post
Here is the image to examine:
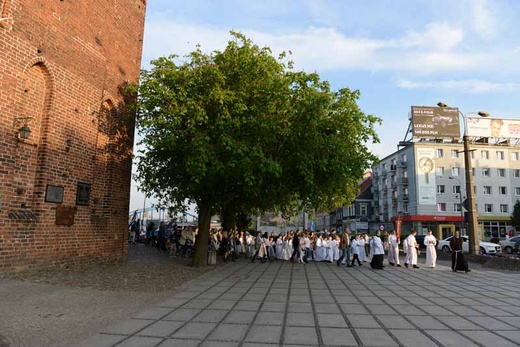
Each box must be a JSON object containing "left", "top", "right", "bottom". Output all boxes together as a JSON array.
[
  {"left": 449, "top": 176, "right": 464, "bottom": 233},
  {"left": 437, "top": 102, "right": 489, "bottom": 255}
]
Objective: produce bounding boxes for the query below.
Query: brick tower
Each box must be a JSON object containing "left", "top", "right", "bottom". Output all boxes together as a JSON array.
[{"left": 0, "top": 0, "right": 146, "bottom": 271}]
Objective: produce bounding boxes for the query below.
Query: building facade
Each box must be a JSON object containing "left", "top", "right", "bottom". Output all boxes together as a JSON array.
[
  {"left": 372, "top": 140, "right": 519, "bottom": 240},
  {"left": 0, "top": 0, "right": 146, "bottom": 271}
]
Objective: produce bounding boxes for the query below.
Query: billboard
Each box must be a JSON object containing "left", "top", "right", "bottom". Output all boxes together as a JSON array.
[
  {"left": 466, "top": 117, "right": 520, "bottom": 139},
  {"left": 411, "top": 106, "right": 460, "bottom": 138},
  {"left": 415, "top": 147, "right": 436, "bottom": 205}
]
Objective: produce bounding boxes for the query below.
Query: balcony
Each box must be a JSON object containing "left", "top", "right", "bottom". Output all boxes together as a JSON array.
[
  {"left": 381, "top": 170, "right": 387, "bottom": 177},
  {"left": 399, "top": 161, "right": 408, "bottom": 168},
  {"left": 390, "top": 164, "right": 397, "bottom": 172},
  {"left": 403, "top": 194, "right": 409, "bottom": 201},
  {"left": 391, "top": 181, "right": 397, "bottom": 189},
  {"left": 400, "top": 177, "right": 408, "bottom": 185}
]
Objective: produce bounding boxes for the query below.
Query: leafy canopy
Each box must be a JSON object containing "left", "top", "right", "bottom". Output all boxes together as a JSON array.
[{"left": 130, "top": 32, "right": 380, "bottom": 266}]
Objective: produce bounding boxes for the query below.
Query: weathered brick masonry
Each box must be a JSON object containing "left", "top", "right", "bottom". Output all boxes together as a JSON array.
[{"left": 0, "top": 0, "right": 146, "bottom": 271}]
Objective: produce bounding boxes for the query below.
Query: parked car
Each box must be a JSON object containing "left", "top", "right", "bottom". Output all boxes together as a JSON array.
[
  {"left": 436, "top": 236, "right": 501, "bottom": 254},
  {"left": 432, "top": 114, "right": 454, "bottom": 127},
  {"left": 499, "top": 236, "right": 520, "bottom": 254}
]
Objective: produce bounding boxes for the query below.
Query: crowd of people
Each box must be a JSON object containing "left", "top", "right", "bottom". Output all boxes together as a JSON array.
[{"left": 131, "top": 219, "right": 470, "bottom": 272}]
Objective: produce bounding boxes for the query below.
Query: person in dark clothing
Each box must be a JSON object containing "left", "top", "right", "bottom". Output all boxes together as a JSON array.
[
  {"left": 156, "top": 222, "right": 167, "bottom": 251},
  {"left": 221, "top": 231, "right": 236, "bottom": 263},
  {"left": 251, "top": 231, "right": 264, "bottom": 263},
  {"left": 289, "top": 231, "right": 300, "bottom": 262},
  {"left": 450, "top": 230, "right": 470, "bottom": 273}
]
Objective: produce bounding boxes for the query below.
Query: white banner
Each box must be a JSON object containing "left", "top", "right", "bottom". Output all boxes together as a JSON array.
[
  {"left": 466, "top": 117, "right": 520, "bottom": 139},
  {"left": 416, "top": 147, "right": 436, "bottom": 205}
]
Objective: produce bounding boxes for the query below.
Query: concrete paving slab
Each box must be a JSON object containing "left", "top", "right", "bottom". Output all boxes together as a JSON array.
[
  {"left": 283, "top": 326, "right": 319, "bottom": 345},
  {"left": 319, "top": 327, "right": 357, "bottom": 346}
]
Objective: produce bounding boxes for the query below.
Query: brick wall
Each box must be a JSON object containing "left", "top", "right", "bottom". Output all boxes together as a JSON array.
[{"left": 0, "top": 0, "right": 146, "bottom": 272}]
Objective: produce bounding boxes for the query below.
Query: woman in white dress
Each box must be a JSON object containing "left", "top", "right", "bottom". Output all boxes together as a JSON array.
[
  {"left": 315, "top": 235, "right": 325, "bottom": 261},
  {"left": 276, "top": 235, "right": 284, "bottom": 259},
  {"left": 424, "top": 229, "right": 437, "bottom": 268},
  {"left": 387, "top": 230, "right": 401, "bottom": 267},
  {"left": 282, "top": 236, "right": 291, "bottom": 260},
  {"left": 324, "top": 236, "right": 334, "bottom": 262},
  {"left": 358, "top": 236, "right": 367, "bottom": 262}
]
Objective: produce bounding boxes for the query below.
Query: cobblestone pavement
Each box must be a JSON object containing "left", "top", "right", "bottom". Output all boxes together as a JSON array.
[
  {"left": 0, "top": 245, "right": 219, "bottom": 347},
  {"left": 78, "top": 259, "right": 520, "bottom": 347}
]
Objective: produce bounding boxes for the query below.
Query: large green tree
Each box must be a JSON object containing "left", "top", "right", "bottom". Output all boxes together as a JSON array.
[{"left": 132, "top": 32, "right": 379, "bottom": 266}]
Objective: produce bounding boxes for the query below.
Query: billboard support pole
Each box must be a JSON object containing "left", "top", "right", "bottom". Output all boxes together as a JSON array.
[{"left": 437, "top": 102, "right": 489, "bottom": 255}]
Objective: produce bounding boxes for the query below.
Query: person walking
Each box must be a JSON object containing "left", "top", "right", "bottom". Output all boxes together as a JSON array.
[
  {"left": 370, "top": 230, "right": 385, "bottom": 269},
  {"left": 290, "top": 231, "right": 301, "bottom": 262},
  {"left": 450, "top": 230, "right": 471, "bottom": 273},
  {"left": 387, "top": 230, "right": 401, "bottom": 267},
  {"left": 404, "top": 230, "right": 419, "bottom": 268},
  {"left": 350, "top": 234, "right": 362, "bottom": 266},
  {"left": 251, "top": 231, "right": 264, "bottom": 263},
  {"left": 337, "top": 230, "right": 351, "bottom": 267},
  {"left": 424, "top": 229, "right": 437, "bottom": 268}
]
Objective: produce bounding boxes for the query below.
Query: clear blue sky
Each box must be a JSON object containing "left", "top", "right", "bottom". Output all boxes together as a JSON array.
[{"left": 130, "top": 0, "right": 520, "bottom": 214}]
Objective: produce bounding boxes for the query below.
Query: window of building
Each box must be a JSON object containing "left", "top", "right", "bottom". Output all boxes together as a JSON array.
[
  {"left": 360, "top": 204, "right": 367, "bottom": 216},
  {"left": 453, "top": 185, "right": 461, "bottom": 194},
  {"left": 451, "top": 150, "right": 459, "bottom": 158},
  {"left": 483, "top": 186, "right": 492, "bottom": 195},
  {"left": 499, "top": 186, "right": 507, "bottom": 195},
  {"left": 402, "top": 154, "right": 407, "bottom": 162},
  {"left": 484, "top": 204, "right": 493, "bottom": 213},
  {"left": 512, "top": 152, "right": 519, "bottom": 161},
  {"left": 437, "top": 149, "right": 444, "bottom": 158},
  {"left": 497, "top": 151, "right": 505, "bottom": 160},
  {"left": 437, "top": 185, "right": 445, "bottom": 194},
  {"left": 482, "top": 168, "right": 490, "bottom": 177},
  {"left": 436, "top": 166, "right": 445, "bottom": 176},
  {"left": 437, "top": 203, "right": 446, "bottom": 212},
  {"left": 451, "top": 167, "right": 461, "bottom": 176},
  {"left": 472, "top": 168, "right": 475, "bottom": 176},
  {"left": 516, "top": 187, "right": 520, "bottom": 196},
  {"left": 454, "top": 203, "right": 462, "bottom": 212},
  {"left": 514, "top": 169, "right": 520, "bottom": 178},
  {"left": 403, "top": 204, "right": 408, "bottom": 213},
  {"left": 498, "top": 168, "right": 506, "bottom": 177},
  {"left": 500, "top": 204, "right": 509, "bottom": 213},
  {"left": 481, "top": 150, "right": 489, "bottom": 159}
]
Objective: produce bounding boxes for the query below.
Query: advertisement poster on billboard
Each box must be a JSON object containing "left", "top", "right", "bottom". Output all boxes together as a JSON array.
[
  {"left": 411, "top": 106, "right": 460, "bottom": 138},
  {"left": 416, "top": 147, "right": 436, "bottom": 205},
  {"left": 466, "top": 117, "right": 520, "bottom": 139}
]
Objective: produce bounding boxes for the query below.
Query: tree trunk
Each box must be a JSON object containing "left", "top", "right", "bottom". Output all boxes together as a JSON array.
[
  {"left": 220, "top": 204, "right": 236, "bottom": 232},
  {"left": 192, "top": 200, "right": 212, "bottom": 267}
]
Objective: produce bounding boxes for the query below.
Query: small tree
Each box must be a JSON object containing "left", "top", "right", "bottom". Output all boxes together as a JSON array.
[{"left": 511, "top": 200, "right": 520, "bottom": 229}]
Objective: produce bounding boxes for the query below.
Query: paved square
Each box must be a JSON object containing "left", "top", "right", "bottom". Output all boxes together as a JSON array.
[{"left": 79, "top": 258, "right": 520, "bottom": 346}]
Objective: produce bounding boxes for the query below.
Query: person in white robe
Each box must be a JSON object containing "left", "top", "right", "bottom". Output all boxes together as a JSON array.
[
  {"left": 282, "top": 236, "right": 291, "bottom": 260},
  {"left": 324, "top": 237, "right": 334, "bottom": 262},
  {"left": 315, "top": 235, "right": 325, "bottom": 261},
  {"left": 350, "top": 234, "right": 362, "bottom": 266},
  {"left": 276, "top": 235, "right": 284, "bottom": 259},
  {"left": 358, "top": 236, "right": 367, "bottom": 262},
  {"left": 333, "top": 236, "right": 340, "bottom": 261},
  {"left": 404, "top": 230, "right": 419, "bottom": 268},
  {"left": 370, "top": 231, "right": 385, "bottom": 269},
  {"left": 387, "top": 230, "right": 401, "bottom": 267},
  {"left": 424, "top": 229, "right": 437, "bottom": 268}
]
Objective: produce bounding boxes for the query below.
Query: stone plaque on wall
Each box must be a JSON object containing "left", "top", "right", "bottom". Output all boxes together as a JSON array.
[
  {"left": 55, "top": 206, "right": 75, "bottom": 226},
  {"left": 45, "top": 185, "right": 64, "bottom": 203}
]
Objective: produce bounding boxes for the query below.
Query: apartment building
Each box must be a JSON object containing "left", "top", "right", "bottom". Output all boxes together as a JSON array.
[{"left": 372, "top": 140, "right": 519, "bottom": 240}]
